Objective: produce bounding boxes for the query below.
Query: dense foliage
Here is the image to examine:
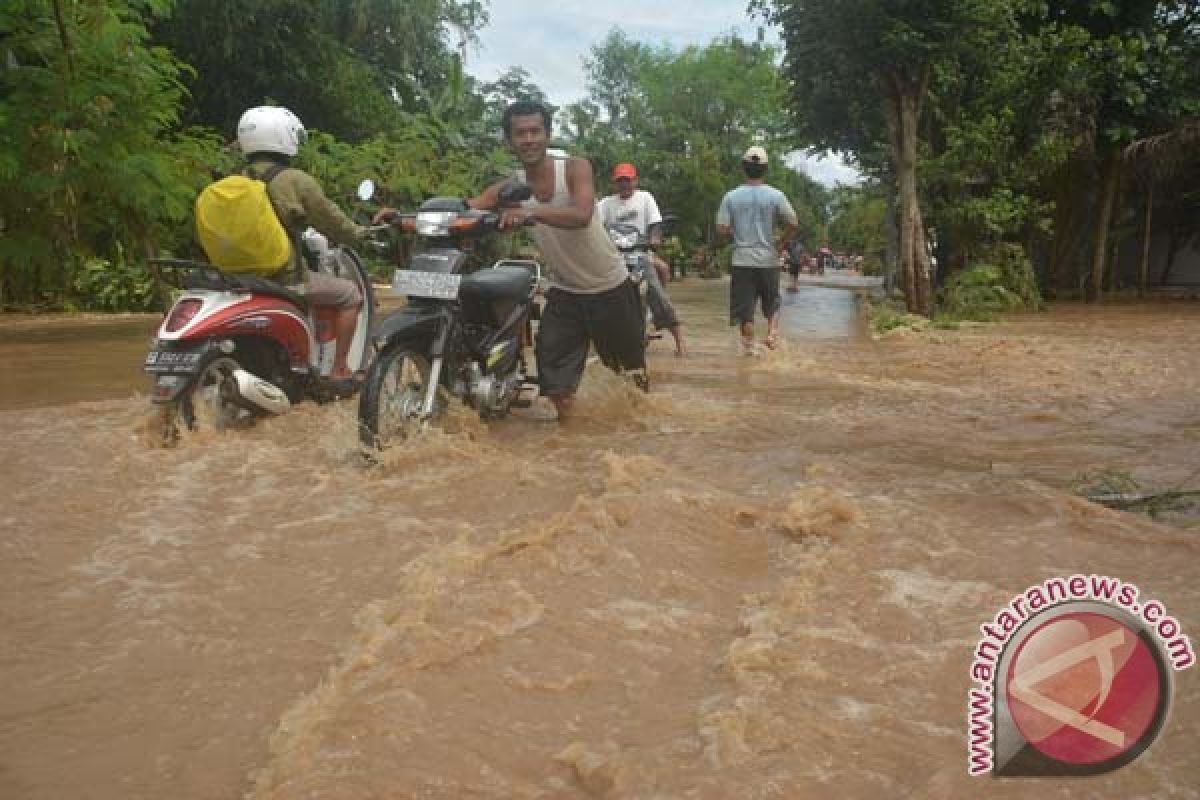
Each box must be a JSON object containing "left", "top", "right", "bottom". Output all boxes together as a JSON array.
[
  {"left": 3, "top": 1, "right": 1198, "bottom": 311},
  {"left": 758, "top": 0, "right": 1200, "bottom": 310},
  {"left": 827, "top": 185, "right": 888, "bottom": 274},
  {"left": 151, "top": 0, "right": 488, "bottom": 140},
  {"left": 0, "top": 0, "right": 512, "bottom": 308},
  {"left": 0, "top": 0, "right": 224, "bottom": 308},
  {"left": 558, "top": 30, "right": 830, "bottom": 260},
  {"left": 938, "top": 243, "right": 1043, "bottom": 320}
]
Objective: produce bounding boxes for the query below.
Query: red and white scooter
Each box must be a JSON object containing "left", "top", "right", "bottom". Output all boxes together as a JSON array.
[{"left": 144, "top": 224, "right": 378, "bottom": 439}]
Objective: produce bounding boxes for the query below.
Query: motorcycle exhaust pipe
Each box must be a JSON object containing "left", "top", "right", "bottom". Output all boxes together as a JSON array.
[{"left": 230, "top": 369, "right": 291, "bottom": 415}]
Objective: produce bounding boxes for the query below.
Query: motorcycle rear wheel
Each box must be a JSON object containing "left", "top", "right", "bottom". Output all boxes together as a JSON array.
[
  {"left": 358, "top": 344, "right": 437, "bottom": 448},
  {"left": 159, "top": 355, "right": 248, "bottom": 443}
]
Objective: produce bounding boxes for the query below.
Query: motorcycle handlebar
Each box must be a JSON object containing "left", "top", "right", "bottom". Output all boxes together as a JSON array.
[
  {"left": 371, "top": 208, "right": 535, "bottom": 236},
  {"left": 495, "top": 213, "right": 538, "bottom": 229}
]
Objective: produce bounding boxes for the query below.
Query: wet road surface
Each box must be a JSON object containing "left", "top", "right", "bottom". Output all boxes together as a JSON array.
[{"left": 2, "top": 281, "right": 1198, "bottom": 799}]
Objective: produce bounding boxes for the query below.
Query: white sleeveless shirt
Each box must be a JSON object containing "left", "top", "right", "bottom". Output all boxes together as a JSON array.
[{"left": 518, "top": 158, "right": 629, "bottom": 294}]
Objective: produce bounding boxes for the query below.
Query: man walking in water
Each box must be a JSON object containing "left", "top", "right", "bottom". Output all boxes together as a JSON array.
[
  {"left": 597, "top": 162, "right": 687, "bottom": 356},
  {"left": 470, "top": 101, "right": 647, "bottom": 421},
  {"left": 716, "top": 146, "right": 798, "bottom": 355}
]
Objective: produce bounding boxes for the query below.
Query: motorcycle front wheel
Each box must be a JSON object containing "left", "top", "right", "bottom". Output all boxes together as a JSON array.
[{"left": 358, "top": 344, "right": 437, "bottom": 448}]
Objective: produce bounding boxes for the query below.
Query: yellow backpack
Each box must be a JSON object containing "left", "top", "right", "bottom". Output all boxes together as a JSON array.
[{"left": 195, "top": 165, "right": 292, "bottom": 275}]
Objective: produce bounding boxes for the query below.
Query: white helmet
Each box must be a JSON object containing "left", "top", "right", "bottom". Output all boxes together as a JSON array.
[{"left": 237, "top": 106, "right": 306, "bottom": 157}]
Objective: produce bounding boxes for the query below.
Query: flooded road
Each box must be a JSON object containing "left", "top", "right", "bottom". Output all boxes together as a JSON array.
[
  {"left": 0, "top": 314, "right": 159, "bottom": 410},
  {"left": 2, "top": 281, "right": 1199, "bottom": 799},
  {"left": 778, "top": 285, "right": 866, "bottom": 339}
]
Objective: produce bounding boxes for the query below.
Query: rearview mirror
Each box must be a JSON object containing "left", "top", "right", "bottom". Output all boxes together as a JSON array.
[
  {"left": 357, "top": 179, "right": 376, "bottom": 202},
  {"left": 498, "top": 181, "right": 533, "bottom": 207}
]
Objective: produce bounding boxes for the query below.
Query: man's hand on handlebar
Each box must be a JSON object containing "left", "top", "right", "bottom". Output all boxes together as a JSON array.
[
  {"left": 372, "top": 208, "right": 400, "bottom": 225},
  {"left": 498, "top": 207, "right": 537, "bottom": 230}
]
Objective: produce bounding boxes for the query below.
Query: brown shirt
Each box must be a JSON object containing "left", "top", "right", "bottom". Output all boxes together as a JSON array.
[{"left": 247, "top": 160, "right": 363, "bottom": 278}]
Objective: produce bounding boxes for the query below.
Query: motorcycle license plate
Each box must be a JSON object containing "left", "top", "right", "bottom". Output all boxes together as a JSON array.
[
  {"left": 393, "top": 270, "right": 461, "bottom": 300},
  {"left": 143, "top": 349, "right": 204, "bottom": 374}
]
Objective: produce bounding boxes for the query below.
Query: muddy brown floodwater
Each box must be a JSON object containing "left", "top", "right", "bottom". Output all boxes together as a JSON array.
[{"left": 2, "top": 281, "right": 1198, "bottom": 799}]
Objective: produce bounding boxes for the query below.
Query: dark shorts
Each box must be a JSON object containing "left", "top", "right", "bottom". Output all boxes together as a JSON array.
[
  {"left": 729, "top": 266, "right": 782, "bottom": 325},
  {"left": 536, "top": 280, "right": 646, "bottom": 396}
]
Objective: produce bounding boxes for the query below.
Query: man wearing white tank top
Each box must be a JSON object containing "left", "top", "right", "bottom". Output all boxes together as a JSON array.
[{"left": 470, "top": 102, "right": 648, "bottom": 421}]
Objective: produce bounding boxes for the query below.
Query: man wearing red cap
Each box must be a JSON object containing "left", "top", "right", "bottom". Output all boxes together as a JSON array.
[{"left": 597, "top": 162, "right": 688, "bottom": 356}]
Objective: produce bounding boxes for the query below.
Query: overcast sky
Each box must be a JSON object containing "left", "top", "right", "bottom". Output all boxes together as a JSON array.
[{"left": 463, "top": 2, "right": 862, "bottom": 188}]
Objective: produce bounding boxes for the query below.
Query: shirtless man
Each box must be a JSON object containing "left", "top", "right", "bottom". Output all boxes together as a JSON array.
[{"left": 469, "top": 102, "right": 647, "bottom": 420}]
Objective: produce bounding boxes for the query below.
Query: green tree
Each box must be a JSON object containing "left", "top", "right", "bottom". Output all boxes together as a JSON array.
[
  {"left": 828, "top": 185, "right": 887, "bottom": 273},
  {"left": 579, "top": 28, "right": 652, "bottom": 136},
  {"left": 758, "top": 0, "right": 1017, "bottom": 315},
  {"left": 152, "top": 0, "right": 489, "bottom": 140},
  {"left": 914, "top": 9, "right": 1072, "bottom": 282},
  {"left": 561, "top": 32, "right": 821, "bottom": 256},
  {"left": 0, "top": 0, "right": 224, "bottom": 308},
  {"left": 762, "top": 0, "right": 1200, "bottom": 303},
  {"left": 478, "top": 65, "right": 550, "bottom": 135}
]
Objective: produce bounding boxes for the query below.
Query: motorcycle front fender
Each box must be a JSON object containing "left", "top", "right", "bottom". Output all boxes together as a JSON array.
[{"left": 374, "top": 305, "right": 443, "bottom": 351}]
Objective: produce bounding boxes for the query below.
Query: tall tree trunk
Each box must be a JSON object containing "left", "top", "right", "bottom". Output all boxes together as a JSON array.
[
  {"left": 1138, "top": 181, "right": 1153, "bottom": 298},
  {"left": 1087, "top": 148, "right": 1122, "bottom": 302},
  {"left": 51, "top": 0, "right": 74, "bottom": 77},
  {"left": 881, "top": 67, "right": 933, "bottom": 316},
  {"left": 884, "top": 186, "right": 899, "bottom": 296},
  {"left": 1047, "top": 159, "right": 1093, "bottom": 295}
]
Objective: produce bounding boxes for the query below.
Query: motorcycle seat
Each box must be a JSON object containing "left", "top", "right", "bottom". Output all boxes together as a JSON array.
[
  {"left": 227, "top": 274, "right": 309, "bottom": 308},
  {"left": 460, "top": 266, "right": 534, "bottom": 302}
]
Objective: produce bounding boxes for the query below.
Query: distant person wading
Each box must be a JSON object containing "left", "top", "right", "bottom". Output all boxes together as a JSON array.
[{"left": 716, "top": 146, "right": 799, "bottom": 355}]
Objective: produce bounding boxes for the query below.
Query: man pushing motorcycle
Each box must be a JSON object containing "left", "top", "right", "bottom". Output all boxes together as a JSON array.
[{"left": 465, "top": 101, "right": 648, "bottom": 422}]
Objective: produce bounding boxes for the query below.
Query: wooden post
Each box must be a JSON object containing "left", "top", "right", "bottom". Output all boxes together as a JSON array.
[
  {"left": 1139, "top": 180, "right": 1153, "bottom": 298},
  {"left": 1087, "top": 149, "right": 1122, "bottom": 302}
]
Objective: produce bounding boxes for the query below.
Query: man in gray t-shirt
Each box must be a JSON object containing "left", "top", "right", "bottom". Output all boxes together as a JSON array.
[{"left": 716, "top": 146, "right": 798, "bottom": 354}]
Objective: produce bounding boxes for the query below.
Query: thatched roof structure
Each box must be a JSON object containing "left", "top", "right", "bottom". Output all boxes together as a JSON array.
[{"left": 1124, "top": 118, "right": 1200, "bottom": 183}]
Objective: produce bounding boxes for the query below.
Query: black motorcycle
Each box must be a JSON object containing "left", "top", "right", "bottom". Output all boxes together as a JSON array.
[{"left": 358, "top": 186, "right": 540, "bottom": 447}]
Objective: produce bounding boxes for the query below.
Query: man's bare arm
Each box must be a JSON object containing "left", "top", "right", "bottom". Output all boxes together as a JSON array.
[
  {"left": 521, "top": 157, "right": 595, "bottom": 229},
  {"left": 777, "top": 221, "right": 796, "bottom": 256},
  {"left": 467, "top": 180, "right": 507, "bottom": 211}
]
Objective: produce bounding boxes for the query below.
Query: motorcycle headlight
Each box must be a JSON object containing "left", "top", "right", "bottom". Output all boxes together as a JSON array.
[
  {"left": 611, "top": 231, "right": 638, "bottom": 249},
  {"left": 416, "top": 211, "right": 455, "bottom": 237}
]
